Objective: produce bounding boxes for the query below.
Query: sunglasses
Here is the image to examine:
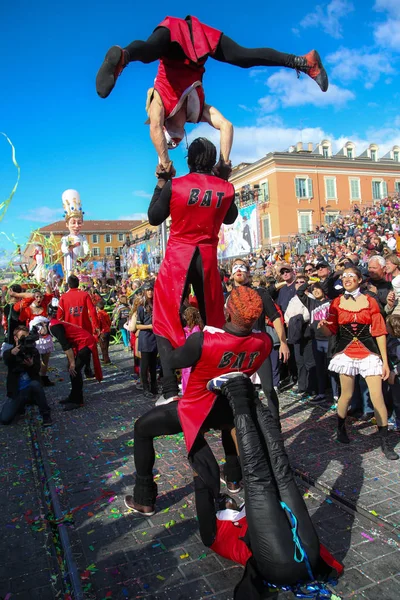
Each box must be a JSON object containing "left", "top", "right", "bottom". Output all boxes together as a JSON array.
[
  {"left": 342, "top": 272, "right": 358, "bottom": 279},
  {"left": 296, "top": 280, "right": 306, "bottom": 285},
  {"left": 305, "top": 268, "right": 313, "bottom": 273},
  {"left": 280, "top": 269, "right": 291, "bottom": 274}
]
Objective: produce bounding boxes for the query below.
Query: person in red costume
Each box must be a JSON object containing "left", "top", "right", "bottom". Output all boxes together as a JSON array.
[
  {"left": 96, "top": 15, "right": 328, "bottom": 175},
  {"left": 148, "top": 137, "right": 237, "bottom": 405},
  {"left": 57, "top": 274, "right": 100, "bottom": 379},
  {"left": 124, "top": 286, "right": 272, "bottom": 516},
  {"left": 9, "top": 287, "right": 55, "bottom": 386},
  {"left": 47, "top": 300, "right": 102, "bottom": 411},
  {"left": 318, "top": 265, "right": 399, "bottom": 460}
]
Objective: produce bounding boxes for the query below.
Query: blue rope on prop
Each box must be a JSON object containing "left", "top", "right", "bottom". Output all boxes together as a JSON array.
[{"left": 272, "top": 501, "right": 338, "bottom": 599}]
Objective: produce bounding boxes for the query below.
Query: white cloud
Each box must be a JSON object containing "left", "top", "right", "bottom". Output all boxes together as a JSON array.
[
  {"left": 373, "top": 0, "right": 400, "bottom": 50},
  {"left": 394, "top": 116, "right": 400, "bottom": 126},
  {"left": 19, "top": 206, "right": 61, "bottom": 223},
  {"left": 326, "top": 47, "right": 395, "bottom": 87},
  {"left": 299, "top": 0, "right": 354, "bottom": 39},
  {"left": 258, "top": 96, "right": 280, "bottom": 113},
  {"left": 262, "top": 70, "right": 354, "bottom": 109},
  {"left": 132, "top": 190, "right": 152, "bottom": 199},
  {"left": 188, "top": 120, "right": 400, "bottom": 166},
  {"left": 119, "top": 213, "right": 148, "bottom": 221}
]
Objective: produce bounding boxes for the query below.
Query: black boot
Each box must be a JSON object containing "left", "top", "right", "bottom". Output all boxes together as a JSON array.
[
  {"left": 337, "top": 416, "right": 349, "bottom": 444},
  {"left": 378, "top": 426, "right": 399, "bottom": 460},
  {"left": 286, "top": 50, "right": 329, "bottom": 92},
  {"left": 41, "top": 375, "right": 55, "bottom": 387}
]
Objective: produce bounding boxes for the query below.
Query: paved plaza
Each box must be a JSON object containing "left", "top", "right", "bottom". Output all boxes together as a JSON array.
[{"left": 1, "top": 345, "right": 400, "bottom": 599}]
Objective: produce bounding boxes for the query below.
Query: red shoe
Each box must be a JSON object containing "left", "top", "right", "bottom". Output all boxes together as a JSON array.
[
  {"left": 301, "top": 50, "right": 329, "bottom": 92},
  {"left": 96, "top": 45, "right": 128, "bottom": 98}
]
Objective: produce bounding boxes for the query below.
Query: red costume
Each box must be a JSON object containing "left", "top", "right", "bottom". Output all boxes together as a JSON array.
[
  {"left": 327, "top": 295, "right": 386, "bottom": 359},
  {"left": 49, "top": 318, "right": 103, "bottom": 382},
  {"left": 154, "top": 16, "right": 222, "bottom": 120},
  {"left": 57, "top": 289, "right": 99, "bottom": 334},
  {"left": 17, "top": 294, "right": 52, "bottom": 326},
  {"left": 153, "top": 173, "right": 235, "bottom": 348},
  {"left": 178, "top": 327, "right": 271, "bottom": 453},
  {"left": 97, "top": 309, "right": 111, "bottom": 334}
]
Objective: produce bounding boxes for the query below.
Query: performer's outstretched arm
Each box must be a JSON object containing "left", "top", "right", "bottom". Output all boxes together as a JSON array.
[{"left": 148, "top": 181, "right": 171, "bottom": 225}]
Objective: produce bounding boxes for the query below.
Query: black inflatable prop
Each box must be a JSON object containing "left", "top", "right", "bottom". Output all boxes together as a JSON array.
[{"left": 197, "top": 374, "right": 342, "bottom": 599}]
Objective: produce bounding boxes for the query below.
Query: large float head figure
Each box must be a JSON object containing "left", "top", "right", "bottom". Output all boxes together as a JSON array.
[
  {"left": 62, "top": 189, "right": 84, "bottom": 235},
  {"left": 60, "top": 189, "right": 90, "bottom": 279}
]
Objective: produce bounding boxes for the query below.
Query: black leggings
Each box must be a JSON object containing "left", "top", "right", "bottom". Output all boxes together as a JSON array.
[
  {"left": 257, "top": 355, "right": 280, "bottom": 422},
  {"left": 140, "top": 350, "right": 158, "bottom": 393},
  {"left": 133, "top": 396, "right": 240, "bottom": 503},
  {"left": 124, "top": 27, "right": 292, "bottom": 70}
]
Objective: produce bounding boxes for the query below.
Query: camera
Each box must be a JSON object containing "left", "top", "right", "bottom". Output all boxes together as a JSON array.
[{"left": 18, "top": 332, "right": 39, "bottom": 360}]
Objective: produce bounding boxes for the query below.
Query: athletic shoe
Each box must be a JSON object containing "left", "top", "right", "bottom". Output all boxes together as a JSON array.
[
  {"left": 299, "top": 392, "right": 312, "bottom": 401},
  {"left": 85, "top": 370, "right": 96, "bottom": 380},
  {"left": 96, "top": 45, "right": 128, "bottom": 98},
  {"left": 155, "top": 395, "right": 179, "bottom": 407},
  {"left": 291, "top": 50, "right": 329, "bottom": 92},
  {"left": 308, "top": 394, "right": 327, "bottom": 404},
  {"left": 124, "top": 495, "right": 155, "bottom": 516},
  {"left": 206, "top": 372, "right": 248, "bottom": 393},
  {"left": 388, "top": 417, "right": 400, "bottom": 432}
]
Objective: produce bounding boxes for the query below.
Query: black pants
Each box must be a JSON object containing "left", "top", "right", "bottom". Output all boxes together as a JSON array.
[
  {"left": 70, "top": 347, "right": 91, "bottom": 404},
  {"left": 133, "top": 396, "right": 240, "bottom": 504},
  {"left": 125, "top": 27, "right": 292, "bottom": 70},
  {"left": 140, "top": 350, "right": 158, "bottom": 393},
  {"left": 257, "top": 355, "right": 280, "bottom": 422},
  {"left": 294, "top": 339, "right": 316, "bottom": 394}
]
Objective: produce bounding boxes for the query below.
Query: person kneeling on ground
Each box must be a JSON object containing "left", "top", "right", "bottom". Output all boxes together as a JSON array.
[{"left": 1, "top": 325, "right": 52, "bottom": 427}]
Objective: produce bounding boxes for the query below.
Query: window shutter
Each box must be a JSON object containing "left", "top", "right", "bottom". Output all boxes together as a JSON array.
[
  {"left": 263, "top": 217, "right": 270, "bottom": 240},
  {"left": 382, "top": 181, "right": 388, "bottom": 198},
  {"left": 262, "top": 181, "right": 269, "bottom": 201},
  {"left": 307, "top": 178, "right": 313, "bottom": 198},
  {"left": 295, "top": 178, "right": 300, "bottom": 197},
  {"left": 350, "top": 179, "right": 359, "bottom": 199},
  {"left": 326, "top": 178, "right": 335, "bottom": 199}
]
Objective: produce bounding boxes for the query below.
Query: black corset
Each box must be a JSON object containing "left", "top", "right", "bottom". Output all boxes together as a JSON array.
[{"left": 335, "top": 323, "right": 380, "bottom": 356}]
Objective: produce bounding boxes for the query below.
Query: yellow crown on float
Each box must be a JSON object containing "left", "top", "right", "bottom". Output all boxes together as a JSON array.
[{"left": 62, "top": 189, "right": 84, "bottom": 221}]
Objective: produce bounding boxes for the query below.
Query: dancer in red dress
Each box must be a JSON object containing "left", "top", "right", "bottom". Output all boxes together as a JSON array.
[
  {"left": 96, "top": 15, "right": 328, "bottom": 174},
  {"left": 318, "top": 266, "right": 399, "bottom": 460}
]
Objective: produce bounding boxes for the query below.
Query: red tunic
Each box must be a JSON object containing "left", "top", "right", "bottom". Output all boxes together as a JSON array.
[
  {"left": 327, "top": 295, "right": 387, "bottom": 359},
  {"left": 49, "top": 318, "right": 103, "bottom": 382},
  {"left": 154, "top": 16, "right": 222, "bottom": 119},
  {"left": 57, "top": 289, "right": 99, "bottom": 334},
  {"left": 178, "top": 327, "right": 272, "bottom": 453},
  {"left": 153, "top": 172, "right": 235, "bottom": 347},
  {"left": 97, "top": 309, "right": 111, "bottom": 334}
]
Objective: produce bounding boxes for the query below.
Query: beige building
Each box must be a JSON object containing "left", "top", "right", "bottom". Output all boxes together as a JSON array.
[{"left": 230, "top": 140, "right": 400, "bottom": 246}]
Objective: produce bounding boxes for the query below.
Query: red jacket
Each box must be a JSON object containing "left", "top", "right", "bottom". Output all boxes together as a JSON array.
[{"left": 57, "top": 289, "right": 99, "bottom": 334}]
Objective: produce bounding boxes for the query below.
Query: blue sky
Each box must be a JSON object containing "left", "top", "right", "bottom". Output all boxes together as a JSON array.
[{"left": 1, "top": 0, "right": 399, "bottom": 259}]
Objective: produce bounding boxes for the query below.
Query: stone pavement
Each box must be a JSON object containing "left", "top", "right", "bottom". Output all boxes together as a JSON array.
[{"left": 1, "top": 344, "right": 400, "bottom": 599}]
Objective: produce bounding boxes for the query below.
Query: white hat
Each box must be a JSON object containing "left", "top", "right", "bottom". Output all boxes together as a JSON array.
[{"left": 62, "top": 189, "right": 84, "bottom": 221}]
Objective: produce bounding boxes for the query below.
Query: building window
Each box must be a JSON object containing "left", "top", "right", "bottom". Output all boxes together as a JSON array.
[
  {"left": 325, "top": 211, "right": 339, "bottom": 225},
  {"left": 298, "top": 211, "right": 312, "bottom": 234},
  {"left": 105, "top": 246, "right": 113, "bottom": 256},
  {"left": 395, "top": 181, "right": 400, "bottom": 194},
  {"left": 92, "top": 247, "right": 100, "bottom": 257},
  {"left": 349, "top": 178, "right": 361, "bottom": 201},
  {"left": 105, "top": 234, "right": 112, "bottom": 243},
  {"left": 370, "top": 149, "right": 377, "bottom": 161},
  {"left": 372, "top": 180, "right": 387, "bottom": 200},
  {"left": 394, "top": 151, "right": 399, "bottom": 162},
  {"left": 347, "top": 148, "right": 353, "bottom": 159},
  {"left": 295, "top": 177, "right": 313, "bottom": 199},
  {"left": 325, "top": 177, "right": 337, "bottom": 200},
  {"left": 118, "top": 233, "right": 125, "bottom": 242},
  {"left": 322, "top": 146, "right": 329, "bottom": 158},
  {"left": 262, "top": 215, "right": 271, "bottom": 241},
  {"left": 260, "top": 181, "right": 269, "bottom": 202},
  {"left": 92, "top": 234, "right": 99, "bottom": 243},
  {"left": 118, "top": 246, "right": 124, "bottom": 254}
]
